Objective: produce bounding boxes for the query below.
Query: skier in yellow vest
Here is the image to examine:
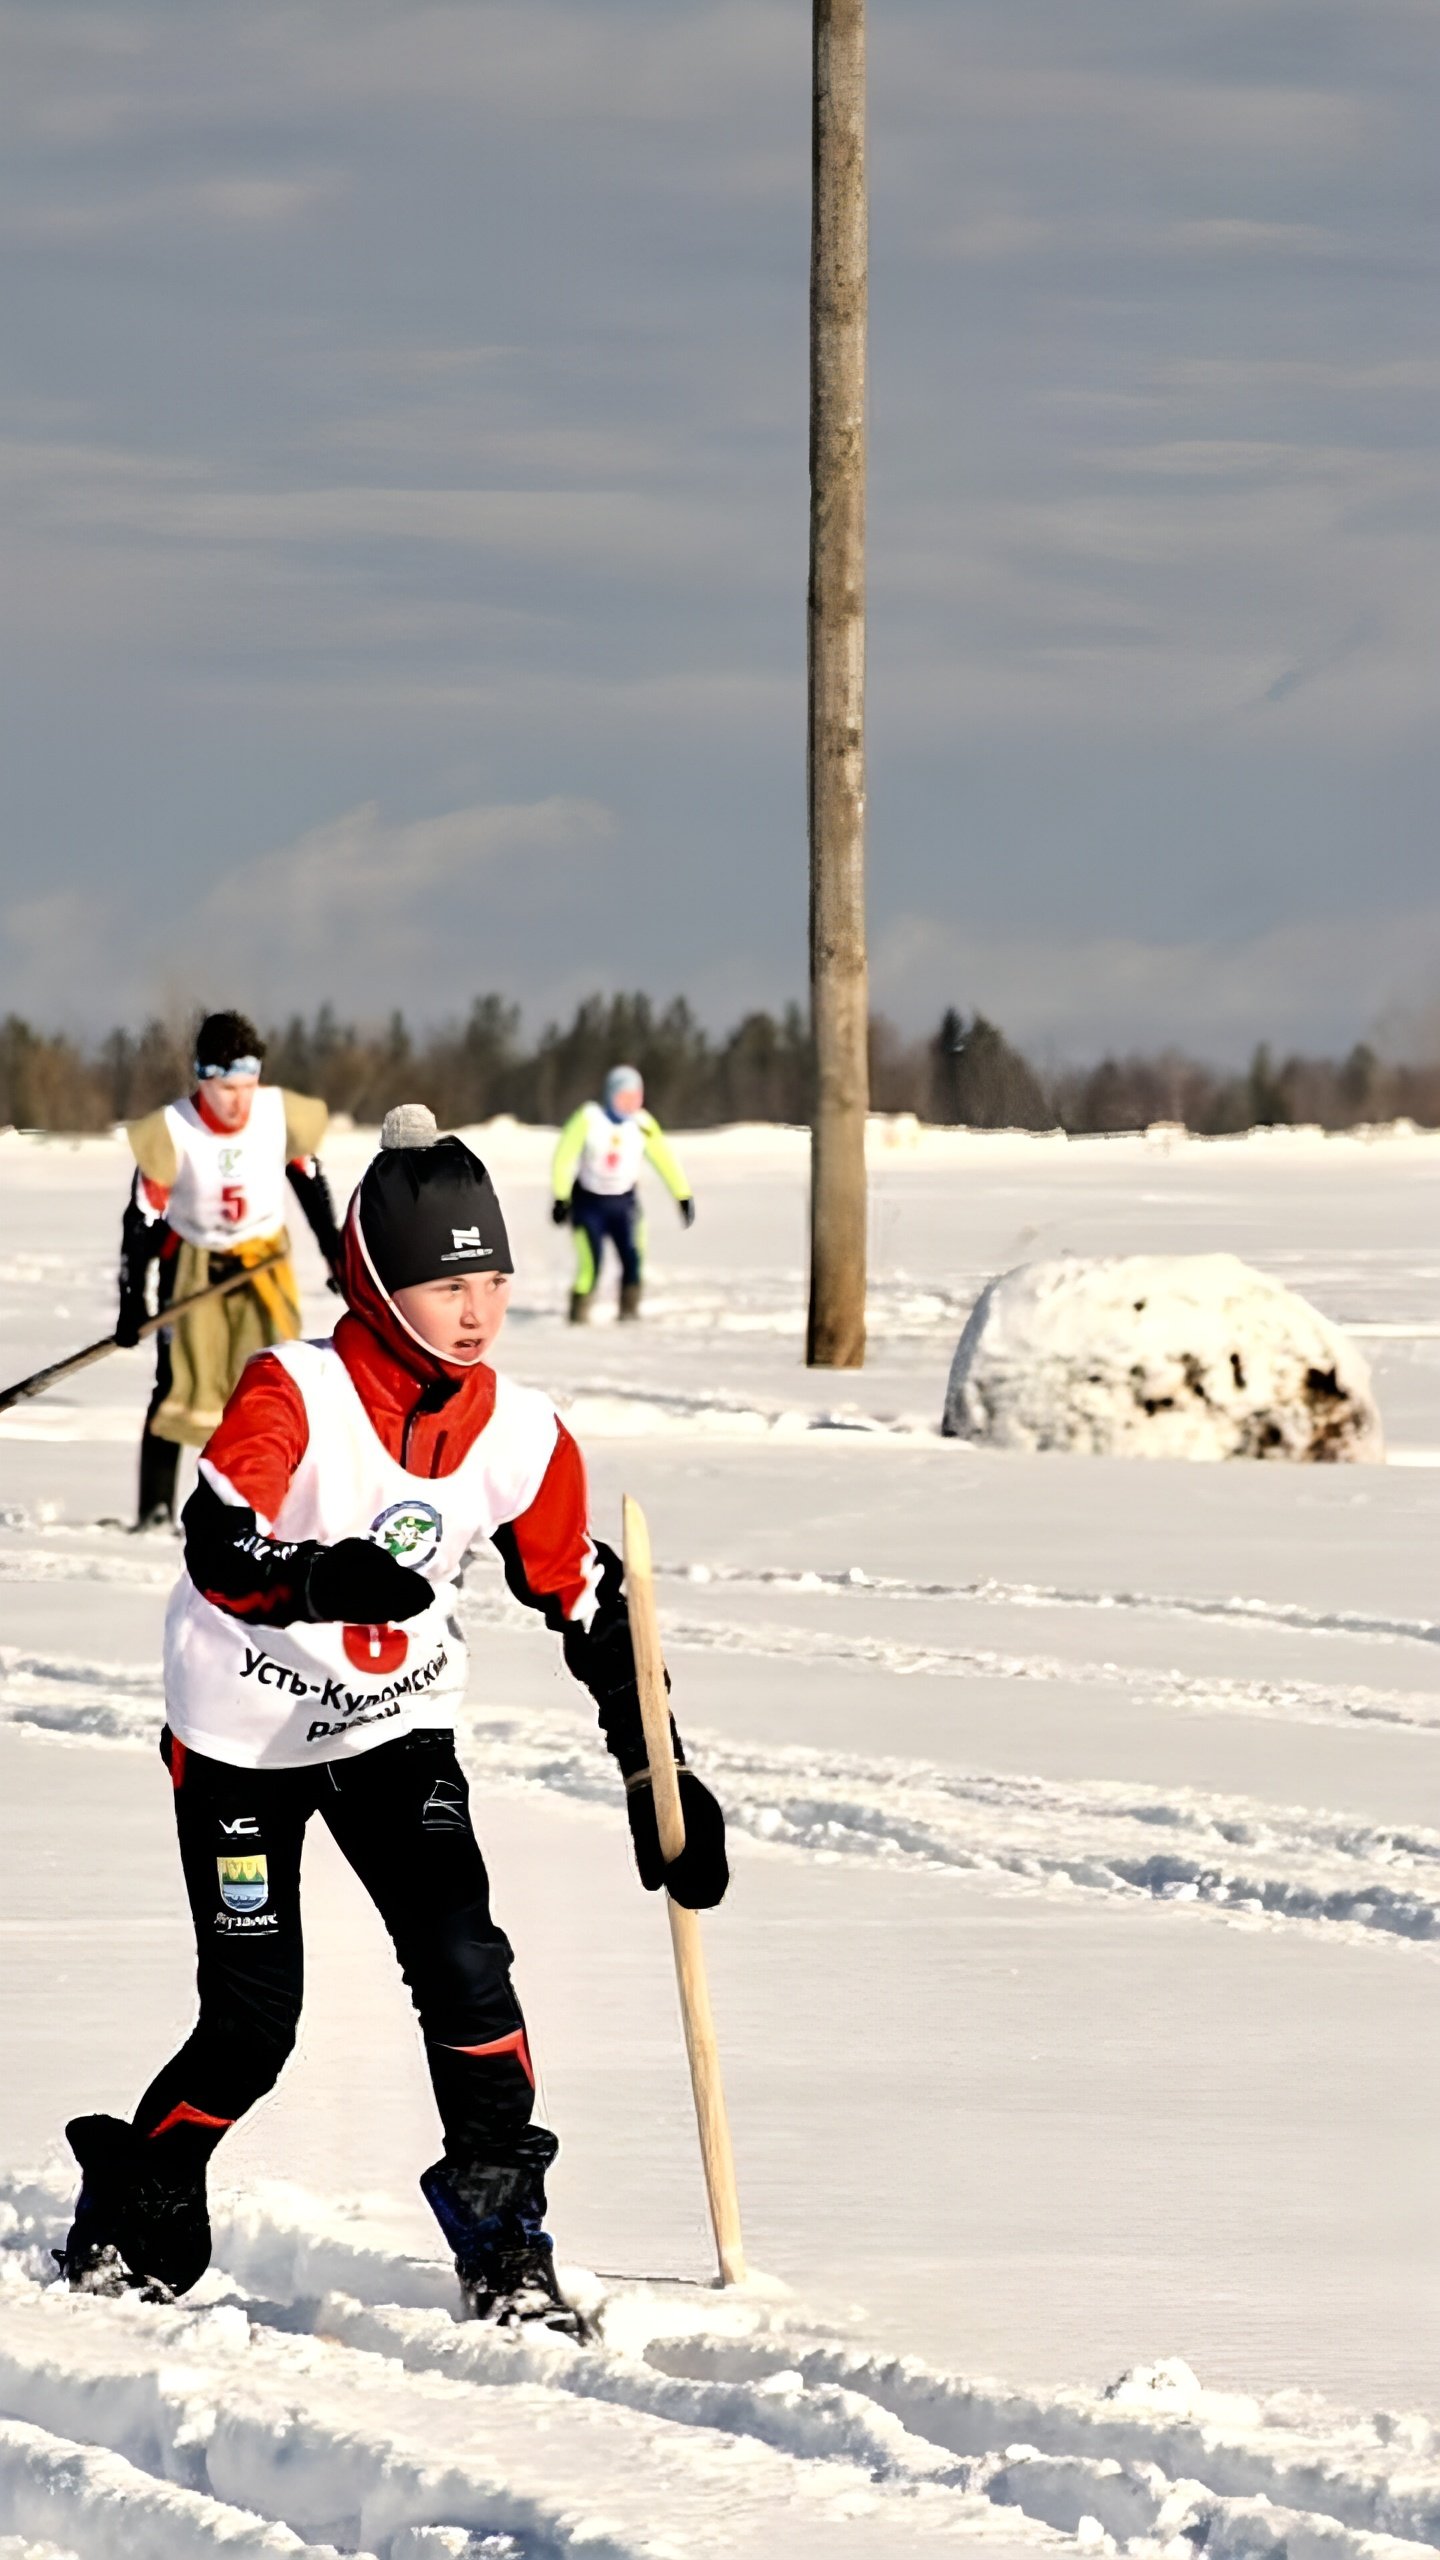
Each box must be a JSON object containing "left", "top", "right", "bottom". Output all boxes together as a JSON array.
[
  {"left": 117, "top": 1010, "right": 342, "bottom": 1528},
  {"left": 550, "top": 1065, "right": 693, "bottom": 1323}
]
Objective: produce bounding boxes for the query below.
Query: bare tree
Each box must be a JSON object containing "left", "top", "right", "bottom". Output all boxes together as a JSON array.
[{"left": 807, "top": 0, "right": 869, "bottom": 1369}]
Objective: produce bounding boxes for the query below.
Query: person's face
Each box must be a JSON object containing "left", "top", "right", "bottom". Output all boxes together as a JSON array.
[
  {"left": 610, "top": 1082, "right": 643, "bottom": 1119},
  {"left": 199, "top": 1074, "right": 258, "bottom": 1131},
  {"left": 391, "top": 1270, "right": 510, "bottom": 1363}
]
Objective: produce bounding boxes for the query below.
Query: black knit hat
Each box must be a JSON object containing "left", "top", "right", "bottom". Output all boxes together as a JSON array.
[
  {"left": 356, "top": 1105, "right": 513, "bottom": 1291},
  {"left": 195, "top": 1010, "right": 265, "bottom": 1073}
]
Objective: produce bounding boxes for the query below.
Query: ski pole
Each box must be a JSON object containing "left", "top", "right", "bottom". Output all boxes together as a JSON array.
[
  {"left": 622, "top": 1492, "right": 746, "bottom": 2287},
  {"left": 0, "top": 1251, "right": 288, "bottom": 1416}
]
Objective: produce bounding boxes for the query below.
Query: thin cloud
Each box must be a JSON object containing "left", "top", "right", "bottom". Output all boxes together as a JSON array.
[
  {"left": 1, "top": 170, "right": 341, "bottom": 242},
  {"left": 1, "top": 798, "right": 618, "bottom": 1028}
]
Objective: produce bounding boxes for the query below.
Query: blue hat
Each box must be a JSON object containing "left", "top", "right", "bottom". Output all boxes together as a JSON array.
[{"left": 603, "top": 1064, "right": 644, "bottom": 1117}]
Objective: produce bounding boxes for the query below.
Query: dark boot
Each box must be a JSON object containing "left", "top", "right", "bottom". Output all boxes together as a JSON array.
[
  {"left": 134, "top": 1431, "right": 180, "bottom": 1532},
  {"left": 618, "top": 1281, "right": 642, "bottom": 1321},
  {"left": 55, "top": 2113, "right": 212, "bottom": 2299},
  {"left": 420, "top": 2127, "right": 588, "bottom": 2341},
  {"left": 569, "top": 1291, "right": 592, "bottom": 1325}
]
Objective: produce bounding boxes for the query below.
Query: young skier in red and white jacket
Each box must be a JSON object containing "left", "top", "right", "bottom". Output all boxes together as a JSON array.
[{"left": 59, "top": 1107, "right": 729, "bottom": 2336}]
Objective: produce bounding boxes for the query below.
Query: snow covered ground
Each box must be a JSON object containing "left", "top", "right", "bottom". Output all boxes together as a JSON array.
[{"left": 4, "top": 1117, "right": 1440, "bottom": 2556}]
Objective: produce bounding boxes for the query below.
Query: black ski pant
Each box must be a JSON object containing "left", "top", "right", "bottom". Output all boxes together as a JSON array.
[
  {"left": 135, "top": 1726, "right": 542, "bottom": 2181},
  {"left": 137, "top": 1251, "right": 181, "bottom": 1522}
]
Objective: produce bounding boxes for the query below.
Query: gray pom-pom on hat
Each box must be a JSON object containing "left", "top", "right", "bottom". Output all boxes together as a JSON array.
[{"left": 380, "top": 1103, "right": 438, "bottom": 1150}]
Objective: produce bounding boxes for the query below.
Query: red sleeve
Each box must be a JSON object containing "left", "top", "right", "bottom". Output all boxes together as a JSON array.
[
  {"left": 200, "top": 1354, "right": 310, "bottom": 1528},
  {"left": 499, "top": 1421, "right": 601, "bottom": 1624}
]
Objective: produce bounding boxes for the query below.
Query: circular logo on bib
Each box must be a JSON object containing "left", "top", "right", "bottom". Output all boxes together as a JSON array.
[{"left": 369, "top": 1499, "right": 443, "bottom": 1570}]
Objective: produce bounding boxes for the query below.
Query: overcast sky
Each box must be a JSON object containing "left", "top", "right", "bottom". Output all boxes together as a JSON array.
[{"left": 2, "top": 0, "right": 1438, "bottom": 1064}]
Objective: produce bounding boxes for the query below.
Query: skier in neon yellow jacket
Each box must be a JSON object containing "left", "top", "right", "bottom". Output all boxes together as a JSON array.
[{"left": 551, "top": 1065, "right": 694, "bottom": 1323}]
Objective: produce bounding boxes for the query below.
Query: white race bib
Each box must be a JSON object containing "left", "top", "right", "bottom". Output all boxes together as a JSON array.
[
  {"left": 162, "top": 1088, "right": 291, "bottom": 1248},
  {"left": 164, "top": 1340, "right": 562, "bottom": 1767},
  {"left": 575, "top": 1102, "right": 647, "bottom": 1196}
]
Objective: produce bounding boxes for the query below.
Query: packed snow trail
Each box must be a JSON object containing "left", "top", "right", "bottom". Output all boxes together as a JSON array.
[
  {"left": 0, "top": 2236, "right": 1058, "bottom": 2557},
  {"left": 7, "top": 1637, "right": 1440, "bottom": 1949},
  {"left": 0, "top": 2417, "right": 343, "bottom": 2560},
  {"left": 1, "top": 2173, "right": 1439, "bottom": 2560}
]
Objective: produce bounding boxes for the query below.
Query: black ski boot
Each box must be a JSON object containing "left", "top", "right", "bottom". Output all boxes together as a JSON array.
[
  {"left": 618, "top": 1280, "right": 642, "bottom": 1321},
  {"left": 420, "top": 2128, "right": 589, "bottom": 2341},
  {"left": 55, "top": 2113, "right": 212, "bottom": 2300},
  {"left": 133, "top": 1431, "right": 180, "bottom": 1532},
  {"left": 568, "top": 1290, "right": 592, "bottom": 1326}
]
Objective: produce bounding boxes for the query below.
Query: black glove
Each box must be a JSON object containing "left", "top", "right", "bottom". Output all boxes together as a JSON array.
[
  {"left": 626, "top": 1769, "right": 729, "bottom": 1910},
  {"left": 305, "top": 1538, "right": 434, "bottom": 1624},
  {"left": 117, "top": 1191, "right": 161, "bottom": 1348},
  {"left": 678, "top": 1197, "right": 696, "bottom": 1229},
  {"left": 325, "top": 1265, "right": 344, "bottom": 1296},
  {"left": 551, "top": 1197, "right": 571, "bottom": 1226},
  {"left": 286, "top": 1158, "right": 345, "bottom": 1273}
]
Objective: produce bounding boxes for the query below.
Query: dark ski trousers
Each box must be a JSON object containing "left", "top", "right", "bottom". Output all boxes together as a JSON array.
[
  {"left": 571, "top": 1182, "right": 641, "bottom": 1297},
  {"left": 137, "top": 1250, "right": 181, "bottom": 1521},
  {"left": 135, "top": 1726, "right": 540, "bottom": 2179},
  {"left": 137, "top": 1240, "right": 251, "bottom": 1519}
]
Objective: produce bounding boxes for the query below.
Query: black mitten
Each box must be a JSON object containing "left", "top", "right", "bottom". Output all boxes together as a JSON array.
[
  {"left": 116, "top": 1190, "right": 160, "bottom": 1348},
  {"left": 626, "top": 1769, "right": 729, "bottom": 1909},
  {"left": 678, "top": 1197, "right": 696, "bottom": 1229},
  {"left": 551, "top": 1197, "right": 572, "bottom": 1226},
  {"left": 305, "top": 1539, "right": 433, "bottom": 1624}
]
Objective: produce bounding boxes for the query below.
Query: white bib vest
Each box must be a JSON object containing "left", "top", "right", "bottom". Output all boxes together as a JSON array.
[
  {"left": 575, "top": 1103, "right": 647, "bottom": 1196},
  {"left": 164, "top": 1339, "right": 561, "bottom": 1768},
  {"left": 162, "top": 1088, "right": 291, "bottom": 1249}
]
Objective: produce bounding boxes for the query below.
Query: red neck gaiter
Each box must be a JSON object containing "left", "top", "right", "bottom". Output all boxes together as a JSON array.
[{"left": 335, "top": 1200, "right": 497, "bottom": 1474}]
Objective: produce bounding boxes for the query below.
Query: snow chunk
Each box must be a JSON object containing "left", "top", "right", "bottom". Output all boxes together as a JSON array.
[{"left": 943, "top": 1254, "right": 1383, "bottom": 1463}]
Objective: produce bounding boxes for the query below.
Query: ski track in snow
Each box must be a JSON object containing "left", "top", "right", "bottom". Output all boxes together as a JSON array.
[
  {"left": 3, "top": 1535, "right": 1440, "bottom": 1742},
  {"left": 10, "top": 1517, "right": 1440, "bottom": 1665},
  {"left": 664, "top": 1557, "right": 1440, "bottom": 1661},
  {"left": 7, "top": 1642, "right": 1440, "bottom": 1952},
  {"left": 0, "top": 2169, "right": 1438, "bottom": 2560},
  {"left": 659, "top": 1608, "right": 1440, "bottom": 1736}
]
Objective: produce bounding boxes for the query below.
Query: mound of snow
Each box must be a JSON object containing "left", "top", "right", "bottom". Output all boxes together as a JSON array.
[{"left": 942, "top": 1253, "right": 1383, "bottom": 1462}]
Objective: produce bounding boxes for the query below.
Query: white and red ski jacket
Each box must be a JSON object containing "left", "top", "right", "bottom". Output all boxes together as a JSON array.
[{"left": 168, "top": 1226, "right": 639, "bottom": 1771}]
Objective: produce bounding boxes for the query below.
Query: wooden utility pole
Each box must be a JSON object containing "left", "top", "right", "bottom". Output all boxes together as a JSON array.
[{"left": 807, "top": 0, "right": 869, "bottom": 1370}]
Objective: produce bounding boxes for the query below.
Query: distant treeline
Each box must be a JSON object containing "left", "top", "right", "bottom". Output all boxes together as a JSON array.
[{"left": 2, "top": 997, "right": 1437, "bottom": 1137}]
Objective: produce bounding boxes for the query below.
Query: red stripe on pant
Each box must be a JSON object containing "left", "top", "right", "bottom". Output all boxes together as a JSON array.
[
  {"left": 146, "top": 2100, "right": 234, "bottom": 2140},
  {"left": 443, "top": 2029, "right": 535, "bottom": 2090}
]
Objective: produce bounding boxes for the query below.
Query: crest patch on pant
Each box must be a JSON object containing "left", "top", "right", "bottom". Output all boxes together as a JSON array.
[{"left": 218, "top": 1852, "right": 269, "bottom": 1915}]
